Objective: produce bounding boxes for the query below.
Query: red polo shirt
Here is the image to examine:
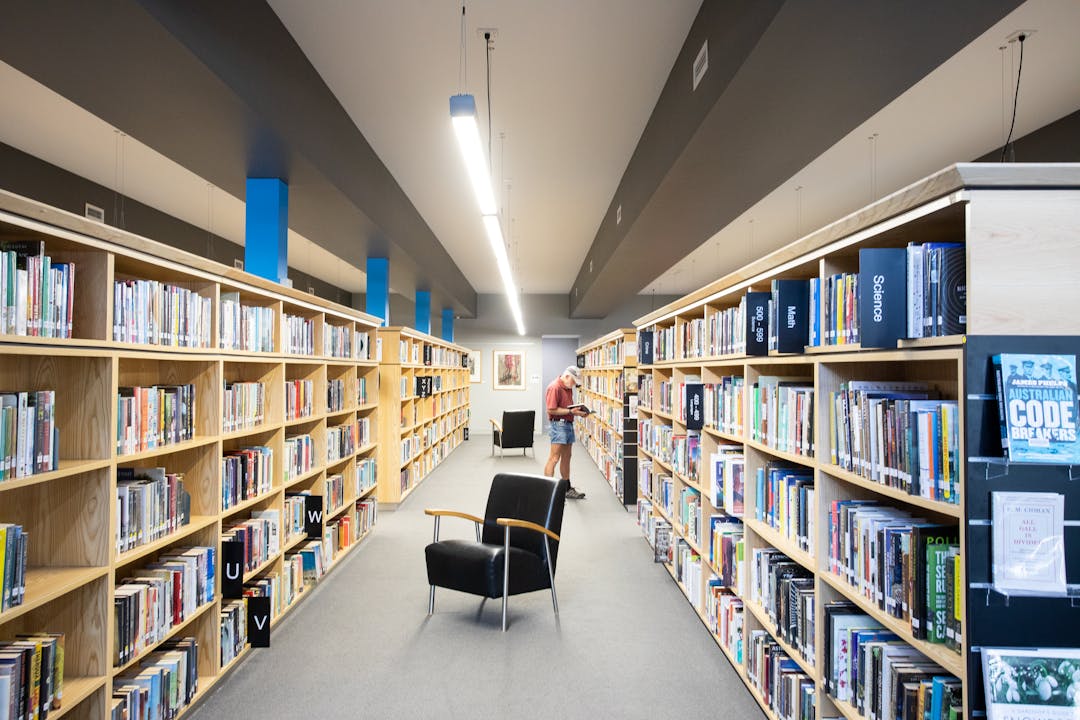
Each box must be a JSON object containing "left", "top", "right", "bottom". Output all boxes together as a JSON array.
[{"left": 545, "top": 377, "right": 574, "bottom": 422}]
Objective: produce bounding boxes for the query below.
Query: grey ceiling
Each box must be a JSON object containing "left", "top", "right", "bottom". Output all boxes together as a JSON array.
[
  {"left": 0, "top": 0, "right": 477, "bottom": 316},
  {"left": 568, "top": 0, "right": 1024, "bottom": 317}
]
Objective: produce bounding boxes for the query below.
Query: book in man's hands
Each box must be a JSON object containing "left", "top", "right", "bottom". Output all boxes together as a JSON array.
[{"left": 567, "top": 404, "right": 592, "bottom": 415}]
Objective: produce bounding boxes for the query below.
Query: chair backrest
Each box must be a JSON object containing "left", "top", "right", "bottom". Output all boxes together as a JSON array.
[
  {"left": 482, "top": 473, "right": 568, "bottom": 571},
  {"left": 499, "top": 410, "right": 535, "bottom": 443}
]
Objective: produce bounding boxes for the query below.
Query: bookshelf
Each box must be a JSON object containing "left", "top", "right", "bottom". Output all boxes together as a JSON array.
[
  {"left": 631, "top": 164, "right": 1080, "bottom": 720},
  {"left": 374, "top": 327, "right": 470, "bottom": 507},
  {"left": 575, "top": 329, "right": 639, "bottom": 506},
  {"left": 0, "top": 188, "right": 382, "bottom": 719}
]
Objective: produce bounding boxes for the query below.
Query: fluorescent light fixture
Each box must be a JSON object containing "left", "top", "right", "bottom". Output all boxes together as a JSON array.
[
  {"left": 450, "top": 95, "right": 497, "bottom": 216},
  {"left": 482, "top": 214, "right": 526, "bottom": 335},
  {"left": 451, "top": 93, "right": 526, "bottom": 335}
]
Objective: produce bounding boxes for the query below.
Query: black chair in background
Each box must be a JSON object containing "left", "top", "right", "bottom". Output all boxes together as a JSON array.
[
  {"left": 424, "top": 472, "right": 568, "bottom": 631},
  {"left": 489, "top": 410, "right": 535, "bottom": 457}
]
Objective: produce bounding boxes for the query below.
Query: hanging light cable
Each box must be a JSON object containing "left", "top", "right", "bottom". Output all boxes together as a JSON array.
[{"left": 449, "top": 10, "right": 525, "bottom": 335}]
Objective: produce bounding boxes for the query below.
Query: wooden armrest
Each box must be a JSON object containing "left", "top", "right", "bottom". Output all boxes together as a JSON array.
[
  {"left": 489, "top": 418, "right": 503, "bottom": 432},
  {"left": 496, "top": 517, "right": 561, "bottom": 542},
  {"left": 424, "top": 509, "right": 483, "bottom": 524}
]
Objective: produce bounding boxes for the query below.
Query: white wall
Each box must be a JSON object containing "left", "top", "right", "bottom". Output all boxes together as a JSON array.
[{"left": 458, "top": 293, "right": 679, "bottom": 436}]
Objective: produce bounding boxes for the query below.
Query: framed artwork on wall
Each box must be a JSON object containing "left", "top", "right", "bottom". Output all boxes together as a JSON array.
[
  {"left": 493, "top": 350, "right": 525, "bottom": 390},
  {"left": 467, "top": 350, "right": 482, "bottom": 383}
]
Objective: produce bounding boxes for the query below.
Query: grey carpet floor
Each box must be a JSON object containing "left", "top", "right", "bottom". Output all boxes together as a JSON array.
[{"left": 188, "top": 437, "right": 765, "bottom": 720}]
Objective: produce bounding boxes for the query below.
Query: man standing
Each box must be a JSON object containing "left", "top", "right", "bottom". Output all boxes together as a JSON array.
[{"left": 544, "top": 366, "right": 588, "bottom": 499}]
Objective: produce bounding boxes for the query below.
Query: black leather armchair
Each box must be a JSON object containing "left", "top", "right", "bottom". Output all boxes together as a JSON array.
[
  {"left": 489, "top": 410, "right": 535, "bottom": 457},
  {"left": 424, "top": 473, "right": 569, "bottom": 631}
]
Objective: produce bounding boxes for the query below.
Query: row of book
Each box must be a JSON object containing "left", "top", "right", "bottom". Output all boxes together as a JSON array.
[
  {"left": 708, "top": 447, "right": 745, "bottom": 517},
  {"left": 703, "top": 376, "right": 745, "bottom": 436},
  {"left": 674, "top": 538, "right": 702, "bottom": 606},
  {"left": 323, "top": 499, "right": 377, "bottom": 562},
  {"left": 811, "top": 271, "right": 859, "bottom": 346},
  {"left": 657, "top": 380, "right": 673, "bottom": 414},
  {"left": 0, "top": 633, "right": 64, "bottom": 720},
  {"left": 749, "top": 375, "right": 814, "bottom": 457},
  {"left": 219, "top": 292, "right": 274, "bottom": 352},
  {"left": 356, "top": 459, "right": 377, "bottom": 495},
  {"left": 323, "top": 323, "right": 353, "bottom": 359},
  {"left": 326, "top": 423, "right": 358, "bottom": 463},
  {"left": 112, "top": 637, "right": 198, "bottom": 720},
  {"left": 283, "top": 314, "right": 314, "bottom": 356},
  {"left": 747, "top": 630, "right": 816, "bottom": 720},
  {"left": 638, "top": 500, "right": 673, "bottom": 563},
  {"left": 223, "top": 381, "right": 265, "bottom": 433},
  {"left": 357, "top": 376, "right": 370, "bottom": 405},
  {"left": 639, "top": 419, "right": 674, "bottom": 466},
  {"left": 639, "top": 374, "right": 654, "bottom": 409},
  {"left": 284, "top": 493, "right": 306, "bottom": 543},
  {"left": 0, "top": 524, "right": 26, "bottom": 612},
  {"left": 824, "top": 602, "right": 960, "bottom": 719},
  {"left": 677, "top": 487, "right": 702, "bottom": 548},
  {"left": 288, "top": 540, "right": 326, "bottom": 589},
  {"left": 116, "top": 467, "right": 191, "bottom": 555},
  {"left": 326, "top": 474, "right": 345, "bottom": 512},
  {"left": 751, "top": 547, "right": 815, "bottom": 667},
  {"left": 114, "top": 547, "right": 215, "bottom": 667},
  {"left": 424, "top": 345, "right": 462, "bottom": 368},
  {"left": 222, "top": 446, "right": 273, "bottom": 510},
  {"left": 221, "top": 599, "right": 248, "bottom": 668},
  {"left": 328, "top": 378, "right": 347, "bottom": 413},
  {"left": 285, "top": 379, "right": 314, "bottom": 421},
  {"left": 223, "top": 511, "right": 280, "bottom": 574},
  {"left": 284, "top": 435, "right": 314, "bottom": 482},
  {"left": 113, "top": 279, "right": 212, "bottom": 348},
  {"left": 580, "top": 340, "right": 627, "bottom": 368},
  {"left": 117, "top": 384, "right": 195, "bottom": 456},
  {"left": 580, "top": 372, "right": 624, "bottom": 398},
  {"left": 827, "top": 382, "right": 960, "bottom": 504},
  {"left": 756, "top": 464, "right": 815, "bottom": 555},
  {"left": 0, "top": 242, "right": 74, "bottom": 339},
  {"left": 671, "top": 431, "right": 702, "bottom": 483},
  {"left": 709, "top": 516, "right": 744, "bottom": 592},
  {"left": 705, "top": 586, "right": 743, "bottom": 663},
  {"left": 827, "top": 501, "right": 961, "bottom": 649},
  {"left": 0, "top": 390, "right": 58, "bottom": 480}
]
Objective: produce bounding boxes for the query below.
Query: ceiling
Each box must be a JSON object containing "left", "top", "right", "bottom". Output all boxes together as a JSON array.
[
  {"left": 267, "top": 0, "right": 701, "bottom": 295},
  {"left": 641, "top": 0, "right": 1080, "bottom": 296}
]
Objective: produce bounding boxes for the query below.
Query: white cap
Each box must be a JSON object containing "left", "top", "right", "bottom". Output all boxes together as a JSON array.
[{"left": 564, "top": 366, "right": 582, "bottom": 382}]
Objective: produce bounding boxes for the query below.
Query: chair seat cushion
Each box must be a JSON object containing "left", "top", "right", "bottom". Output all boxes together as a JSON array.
[{"left": 425, "top": 539, "right": 550, "bottom": 598}]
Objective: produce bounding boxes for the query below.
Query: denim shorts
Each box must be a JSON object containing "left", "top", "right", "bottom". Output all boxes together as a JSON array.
[{"left": 549, "top": 419, "right": 575, "bottom": 445}]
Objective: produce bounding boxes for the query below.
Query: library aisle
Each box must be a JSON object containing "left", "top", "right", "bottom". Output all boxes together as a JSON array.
[{"left": 186, "top": 433, "right": 764, "bottom": 719}]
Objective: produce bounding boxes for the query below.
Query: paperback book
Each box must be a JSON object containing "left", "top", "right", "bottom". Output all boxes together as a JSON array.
[
  {"left": 993, "top": 353, "right": 1080, "bottom": 463},
  {"left": 982, "top": 647, "right": 1080, "bottom": 720},
  {"left": 991, "top": 491, "right": 1067, "bottom": 597}
]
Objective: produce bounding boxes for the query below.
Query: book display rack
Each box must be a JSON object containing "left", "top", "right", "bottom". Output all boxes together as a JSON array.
[
  {"left": 0, "top": 189, "right": 382, "bottom": 719},
  {"left": 375, "top": 327, "right": 470, "bottom": 507},
  {"left": 631, "top": 164, "right": 1080, "bottom": 720},
  {"left": 576, "top": 329, "right": 639, "bottom": 506}
]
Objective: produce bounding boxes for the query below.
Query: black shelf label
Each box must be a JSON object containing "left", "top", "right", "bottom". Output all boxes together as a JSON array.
[
  {"left": 745, "top": 292, "right": 770, "bottom": 356},
  {"left": 221, "top": 540, "right": 245, "bottom": 599},
  {"left": 685, "top": 383, "right": 704, "bottom": 430},
  {"left": 247, "top": 596, "right": 272, "bottom": 648},
  {"left": 304, "top": 494, "right": 324, "bottom": 538}
]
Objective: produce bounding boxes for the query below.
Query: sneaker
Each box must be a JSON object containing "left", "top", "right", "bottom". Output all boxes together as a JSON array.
[{"left": 565, "top": 486, "right": 586, "bottom": 500}]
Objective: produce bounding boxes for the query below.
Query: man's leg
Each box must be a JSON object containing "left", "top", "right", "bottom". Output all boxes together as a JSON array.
[
  {"left": 543, "top": 442, "right": 561, "bottom": 477},
  {"left": 559, "top": 445, "right": 571, "bottom": 481}
]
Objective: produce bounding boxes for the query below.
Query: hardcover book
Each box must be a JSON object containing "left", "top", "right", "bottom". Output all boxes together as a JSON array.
[
  {"left": 991, "top": 491, "right": 1067, "bottom": 597},
  {"left": 858, "top": 248, "right": 907, "bottom": 348},
  {"left": 993, "top": 353, "right": 1080, "bottom": 463},
  {"left": 982, "top": 647, "right": 1080, "bottom": 719}
]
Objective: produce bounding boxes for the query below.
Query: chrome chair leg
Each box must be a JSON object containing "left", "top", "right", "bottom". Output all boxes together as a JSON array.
[
  {"left": 545, "top": 537, "right": 559, "bottom": 616},
  {"left": 428, "top": 585, "right": 435, "bottom": 615},
  {"left": 475, "top": 522, "right": 481, "bottom": 542},
  {"left": 502, "top": 526, "right": 511, "bottom": 631}
]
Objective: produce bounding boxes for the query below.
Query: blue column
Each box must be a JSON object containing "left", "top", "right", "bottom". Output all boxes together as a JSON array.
[
  {"left": 244, "top": 178, "right": 288, "bottom": 283},
  {"left": 441, "top": 308, "right": 455, "bottom": 343},
  {"left": 414, "top": 291, "right": 431, "bottom": 334},
  {"left": 365, "top": 257, "right": 390, "bottom": 326}
]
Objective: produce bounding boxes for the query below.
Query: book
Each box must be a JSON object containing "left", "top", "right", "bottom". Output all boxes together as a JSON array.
[
  {"left": 859, "top": 248, "right": 907, "bottom": 348},
  {"left": 993, "top": 353, "right": 1080, "bottom": 463},
  {"left": 982, "top": 647, "right": 1080, "bottom": 719},
  {"left": 566, "top": 403, "right": 592, "bottom": 414},
  {"left": 991, "top": 491, "right": 1067, "bottom": 597}
]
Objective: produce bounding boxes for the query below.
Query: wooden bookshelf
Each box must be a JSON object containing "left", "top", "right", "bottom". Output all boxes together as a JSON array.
[
  {"left": 630, "top": 164, "right": 1080, "bottom": 720},
  {"left": 576, "top": 329, "right": 639, "bottom": 506},
  {"left": 0, "top": 188, "right": 383, "bottom": 718},
  {"left": 375, "top": 327, "right": 470, "bottom": 506}
]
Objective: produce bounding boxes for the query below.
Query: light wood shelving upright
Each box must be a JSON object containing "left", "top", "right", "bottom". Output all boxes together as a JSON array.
[
  {"left": 375, "top": 327, "right": 470, "bottom": 507},
  {"left": 0, "top": 189, "right": 382, "bottom": 719},
  {"left": 576, "top": 329, "right": 638, "bottom": 506},
  {"left": 630, "top": 164, "right": 1080, "bottom": 720}
]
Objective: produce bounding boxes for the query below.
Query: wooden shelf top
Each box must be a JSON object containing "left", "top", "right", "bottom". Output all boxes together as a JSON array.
[
  {"left": 0, "top": 458, "right": 112, "bottom": 494},
  {"left": 222, "top": 487, "right": 278, "bottom": 518},
  {"left": 115, "top": 516, "right": 218, "bottom": 567},
  {"left": 116, "top": 436, "right": 217, "bottom": 463},
  {"left": 743, "top": 438, "right": 815, "bottom": 468},
  {"left": 242, "top": 552, "right": 281, "bottom": 584},
  {"left": 821, "top": 464, "right": 963, "bottom": 518},
  {"left": 50, "top": 676, "right": 109, "bottom": 720},
  {"left": 284, "top": 465, "right": 323, "bottom": 489},
  {"left": 221, "top": 422, "right": 276, "bottom": 441},
  {"left": 0, "top": 566, "right": 108, "bottom": 626}
]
